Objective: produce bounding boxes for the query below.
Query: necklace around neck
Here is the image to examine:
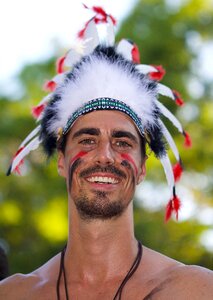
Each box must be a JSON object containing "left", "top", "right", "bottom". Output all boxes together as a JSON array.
[{"left": 56, "top": 240, "right": 143, "bottom": 300}]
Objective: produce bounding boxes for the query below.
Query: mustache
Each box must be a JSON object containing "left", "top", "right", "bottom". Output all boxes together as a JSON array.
[{"left": 79, "top": 165, "right": 127, "bottom": 179}]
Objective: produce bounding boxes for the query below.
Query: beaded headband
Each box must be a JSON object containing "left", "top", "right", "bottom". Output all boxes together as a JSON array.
[
  {"left": 7, "top": 5, "right": 192, "bottom": 221},
  {"left": 63, "top": 98, "right": 144, "bottom": 136}
]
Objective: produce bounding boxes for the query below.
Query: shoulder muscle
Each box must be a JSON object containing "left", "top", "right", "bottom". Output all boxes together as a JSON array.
[{"left": 0, "top": 273, "right": 40, "bottom": 300}]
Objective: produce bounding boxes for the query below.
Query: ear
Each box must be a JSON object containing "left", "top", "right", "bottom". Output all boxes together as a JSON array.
[
  {"left": 57, "top": 151, "right": 66, "bottom": 178},
  {"left": 137, "top": 156, "right": 147, "bottom": 184}
]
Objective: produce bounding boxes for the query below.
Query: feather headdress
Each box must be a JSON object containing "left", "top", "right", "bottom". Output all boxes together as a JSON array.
[{"left": 7, "top": 5, "right": 191, "bottom": 221}]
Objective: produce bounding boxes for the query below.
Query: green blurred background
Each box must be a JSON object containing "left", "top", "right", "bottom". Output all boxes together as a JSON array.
[{"left": 0, "top": 0, "right": 213, "bottom": 275}]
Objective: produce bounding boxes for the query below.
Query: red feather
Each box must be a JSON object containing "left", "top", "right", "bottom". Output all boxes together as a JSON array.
[
  {"left": 79, "top": 5, "right": 116, "bottom": 37},
  {"left": 56, "top": 56, "right": 66, "bottom": 74},
  {"left": 14, "top": 159, "right": 24, "bottom": 175},
  {"left": 12, "top": 147, "right": 25, "bottom": 175},
  {"left": 165, "top": 195, "right": 181, "bottom": 222},
  {"left": 131, "top": 44, "right": 140, "bottom": 64},
  {"left": 85, "top": 6, "right": 107, "bottom": 24},
  {"left": 78, "top": 27, "right": 86, "bottom": 39},
  {"left": 92, "top": 6, "right": 107, "bottom": 17},
  {"left": 173, "top": 90, "right": 184, "bottom": 106},
  {"left": 83, "top": 4, "right": 107, "bottom": 18},
  {"left": 78, "top": 20, "right": 90, "bottom": 38},
  {"left": 165, "top": 200, "right": 173, "bottom": 222},
  {"left": 149, "top": 65, "right": 166, "bottom": 81},
  {"left": 109, "top": 14, "right": 117, "bottom": 25},
  {"left": 94, "top": 16, "right": 106, "bottom": 24},
  {"left": 14, "top": 147, "right": 25, "bottom": 158},
  {"left": 183, "top": 131, "right": 192, "bottom": 148},
  {"left": 31, "top": 104, "right": 45, "bottom": 119},
  {"left": 173, "top": 162, "right": 183, "bottom": 182},
  {"left": 43, "top": 80, "right": 57, "bottom": 92}
]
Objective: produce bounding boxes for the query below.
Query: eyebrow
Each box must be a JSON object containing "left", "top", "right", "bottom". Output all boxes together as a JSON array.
[
  {"left": 72, "top": 127, "right": 100, "bottom": 139},
  {"left": 72, "top": 127, "right": 138, "bottom": 144},
  {"left": 111, "top": 130, "right": 138, "bottom": 144}
]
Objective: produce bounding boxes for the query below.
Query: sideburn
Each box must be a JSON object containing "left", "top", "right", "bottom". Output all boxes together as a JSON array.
[{"left": 68, "top": 158, "right": 83, "bottom": 190}]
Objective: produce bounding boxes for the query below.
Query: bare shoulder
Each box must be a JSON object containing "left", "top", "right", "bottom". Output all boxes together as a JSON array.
[
  {"left": 172, "top": 263, "right": 213, "bottom": 279},
  {"left": 170, "top": 264, "right": 213, "bottom": 296},
  {"left": 0, "top": 253, "right": 60, "bottom": 300},
  {"left": 139, "top": 247, "right": 213, "bottom": 299},
  {"left": 156, "top": 261, "right": 213, "bottom": 299},
  {"left": 0, "top": 272, "right": 41, "bottom": 300}
]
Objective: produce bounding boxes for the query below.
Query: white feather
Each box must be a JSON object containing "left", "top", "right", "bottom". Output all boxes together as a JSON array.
[
  {"left": 64, "top": 46, "right": 84, "bottom": 68},
  {"left": 160, "top": 154, "right": 175, "bottom": 192},
  {"left": 105, "top": 16, "right": 115, "bottom": 46},
  {"left": 20, "top": 125, "right": 41, "bottom": 148},
  {"left": 52, "top": 73, "right": 66, "bottom": 85},
  {"left": 157, "top": 83, "right": 175, "bottom": 100},
  {"left": 136, "top": 64, "right": 158, "bottom": 74},
  {"left": 64, "top": 36, "right": 99, "bottom": 68},
  {"left": 156, "top": 100, "right": 183, "bottom": 133},
  {"left": 11, "top": 136, "right": 41, "bottom": 174},
  {"left": 116, "top": 39, "right": 133, "bottom": 61},
  {"left": 83, "top": 19, "right": 100, "bottom": 53},
  {"left": 49, "top": 55, "right": 157, "bottom": 135},
  {"left": 159, "top": 120, "right": 179, "bottom": 161}
]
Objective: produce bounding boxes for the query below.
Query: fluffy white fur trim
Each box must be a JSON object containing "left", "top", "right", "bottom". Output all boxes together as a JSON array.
[{"left": 47, "top": 55, "right": 157, "bottom": 135}]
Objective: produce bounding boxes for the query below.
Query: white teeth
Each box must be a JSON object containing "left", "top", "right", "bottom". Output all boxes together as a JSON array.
[{"left": 87, "top": 176, "right": 118, "bottom": 184}]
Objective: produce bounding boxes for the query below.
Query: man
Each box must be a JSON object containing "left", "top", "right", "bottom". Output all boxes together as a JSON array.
[{"left": 1, "top": 6, "right": 212, "bottom": 299}]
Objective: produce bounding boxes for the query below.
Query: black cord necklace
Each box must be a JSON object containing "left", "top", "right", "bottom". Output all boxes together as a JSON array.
[{"left": 56, "top": 241, "right": 143, "bottom": 300}]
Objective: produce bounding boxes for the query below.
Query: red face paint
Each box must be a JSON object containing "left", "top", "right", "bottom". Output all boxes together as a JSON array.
[
  {"left": 69, "top": 151, "right": 87, "bottom": 166},
  {"left": 121, "top": 153, "right": 138, "bottom": 177}
]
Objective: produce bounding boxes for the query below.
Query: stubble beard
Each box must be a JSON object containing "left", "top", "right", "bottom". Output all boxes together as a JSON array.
[
  {"left": 73, "top": 189, "right": 132, "bottom": 221},
  {"left": 69, "top": 160, "right": 134, "bottom": 221}
]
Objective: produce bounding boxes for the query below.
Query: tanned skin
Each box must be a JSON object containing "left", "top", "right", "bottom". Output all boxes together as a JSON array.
[{"left": 0, "top": 111, "right": 212, "bottom": 299}]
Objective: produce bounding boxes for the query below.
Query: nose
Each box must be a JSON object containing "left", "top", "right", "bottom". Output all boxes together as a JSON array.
[{"left": 95, "top": 141, "right": 115, "bottom": 165}]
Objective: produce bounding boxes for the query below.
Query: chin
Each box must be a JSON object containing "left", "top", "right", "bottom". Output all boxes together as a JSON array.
[{"left": 74, "top": 193, "right": 131, "bottom": 221}]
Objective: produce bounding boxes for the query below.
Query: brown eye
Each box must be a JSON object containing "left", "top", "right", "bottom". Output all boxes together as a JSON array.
[
  {"left": 115, "top": 140, "right": 132, "bottom": 148},
  {"left": 80, "top": 138, "right": 95, "bottom": 145}
]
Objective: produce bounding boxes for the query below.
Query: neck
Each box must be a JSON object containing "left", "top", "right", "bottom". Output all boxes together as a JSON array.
[{"left": 64, "top": 201, "right": 138, "bottom": 284}]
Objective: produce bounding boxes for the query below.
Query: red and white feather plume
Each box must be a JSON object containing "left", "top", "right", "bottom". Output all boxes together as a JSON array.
[{"left": 7, "top": 5, "right": 192, "bottom": 222}]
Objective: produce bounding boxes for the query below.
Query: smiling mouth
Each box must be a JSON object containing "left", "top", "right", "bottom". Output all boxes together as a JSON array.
[{"left": 86, "top": 176, "right": 119, "bottom": 184}]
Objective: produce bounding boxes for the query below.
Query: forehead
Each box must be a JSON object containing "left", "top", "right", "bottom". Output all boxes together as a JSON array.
[{"left": 69, "top": 110, "right": 141, "bottom": 138}]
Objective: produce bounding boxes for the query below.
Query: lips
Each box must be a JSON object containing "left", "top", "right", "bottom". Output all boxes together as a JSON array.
[
  {"left": 84, "top": 174, "right": 121, "bottom": 191},
  {"left": 86, "top": 176, "right": 119, "bottom": 184}
]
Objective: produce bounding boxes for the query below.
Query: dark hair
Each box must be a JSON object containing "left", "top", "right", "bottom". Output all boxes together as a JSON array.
[{"left": 0, "top": 247, "right": 9, "bottom": 280}]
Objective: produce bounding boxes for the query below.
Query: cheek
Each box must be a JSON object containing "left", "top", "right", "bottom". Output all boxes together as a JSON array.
[
  {"left": 120, "top": 153, "right": 138, "bottom": 177},
  {"left": 68, "top": 151, "right": 88, "bottom": 189},
  {"left": 69, "top": 151, "right": 88, "bottom": 167}
]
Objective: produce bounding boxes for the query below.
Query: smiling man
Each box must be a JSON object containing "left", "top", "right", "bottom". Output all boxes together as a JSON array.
[
  {"left": 58, "top": 110, "right": 146, "bottom": 223},
  {"left": 1, "top": 6, "right": 213, "bottom": 300}
]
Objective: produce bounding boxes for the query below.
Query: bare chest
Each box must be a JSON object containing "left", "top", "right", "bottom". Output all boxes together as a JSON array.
[{"left": 30, "top": 276, "right": 175, "bottom": 300}]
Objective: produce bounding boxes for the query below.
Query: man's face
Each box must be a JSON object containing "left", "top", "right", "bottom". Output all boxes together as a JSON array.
[{"left": 58, "top": 110, "right": 146, "bottom": 221}]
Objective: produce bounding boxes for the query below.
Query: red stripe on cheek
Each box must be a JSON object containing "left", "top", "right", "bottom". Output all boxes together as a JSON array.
[
  {"left": 69, "top": 151, "right": 87, "bottom": 166},
  {"left": 121, "top": 153, "right": 138, "bottom": 176}
]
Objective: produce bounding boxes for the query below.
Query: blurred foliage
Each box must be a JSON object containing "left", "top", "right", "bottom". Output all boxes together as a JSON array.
[{"left": 0, "top": 0, "right": 213, "bottom": 275}]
